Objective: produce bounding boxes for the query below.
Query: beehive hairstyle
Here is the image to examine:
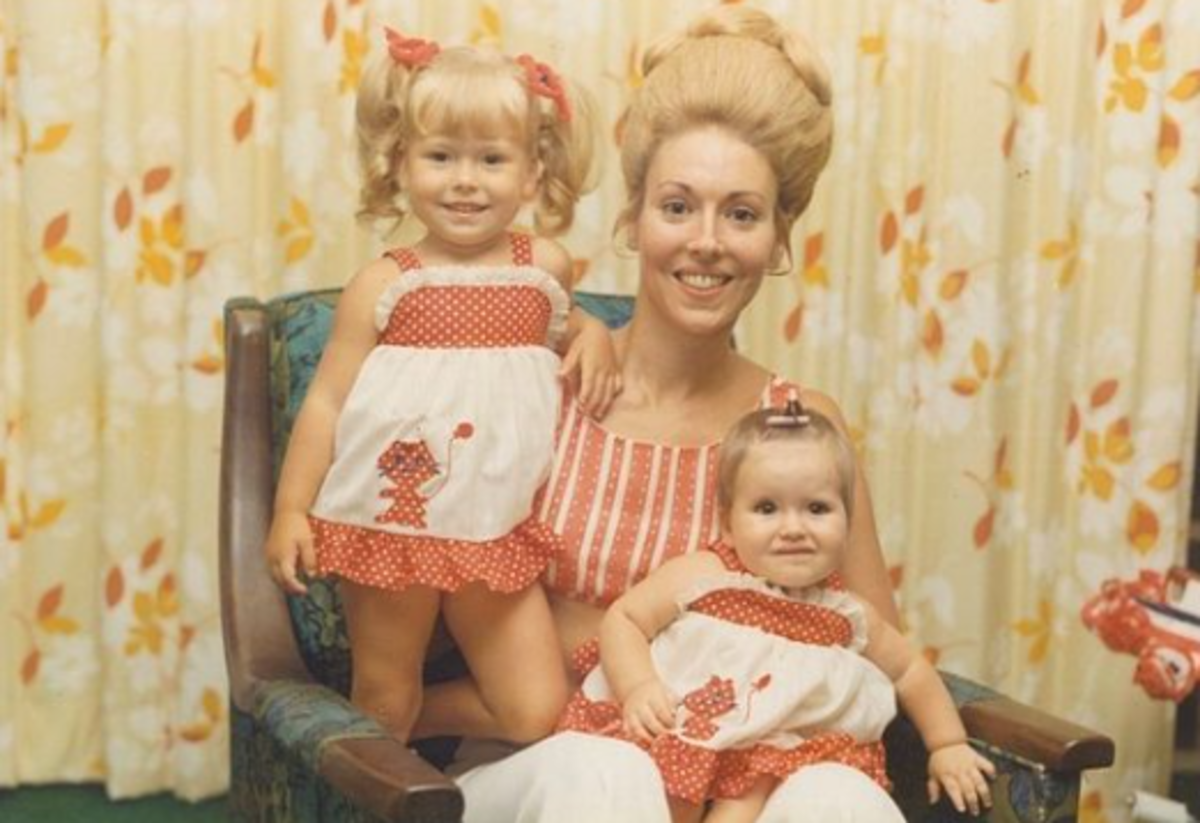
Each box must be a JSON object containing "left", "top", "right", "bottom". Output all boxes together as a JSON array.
[{"left": 616, "top": 5, "right": 833, "bottom": 261}]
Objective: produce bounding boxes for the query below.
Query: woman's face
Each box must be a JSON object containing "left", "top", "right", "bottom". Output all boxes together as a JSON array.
[{"left": 630, "top": 126, "right": 781, "bottom": 338}]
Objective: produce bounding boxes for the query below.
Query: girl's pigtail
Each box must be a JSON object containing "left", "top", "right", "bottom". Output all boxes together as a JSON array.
[
  {"left": 356, "top": 29, "right": 441, "bottom": 233},
  {"left": 355, "top": 56, "right": 412, "bottom": 232},
  {"left": 530, "top": 74, "right": 597, "bottom": 238}
]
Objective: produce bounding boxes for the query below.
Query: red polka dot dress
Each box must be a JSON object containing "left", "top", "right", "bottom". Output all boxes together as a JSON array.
[
  {"left": 310, "top": 233, "right": 567, "bottom": 593},
  {"left": 559, "top": 541, "right": 896, "bottom": 805}
]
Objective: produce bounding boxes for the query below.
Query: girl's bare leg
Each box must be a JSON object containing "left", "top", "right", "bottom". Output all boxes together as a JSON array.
[
  {"left": 704, "top": 777, "right": 774, "bottom": 823},
  {"left": 669, "top": 798, "right": 704, "bottom": 823},
  {"left": 436, "top": 582, "right": 569, "bottom": 743},
  {"left": 412, "top": 676, "right": 495, "bottom": 740},
  {"left": 340, "top": 580, "right": 441, "bottom": 743}
]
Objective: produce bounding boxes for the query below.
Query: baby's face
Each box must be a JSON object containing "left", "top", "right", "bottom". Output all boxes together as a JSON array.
[{"left": 721, "top": 440, "right": 848, "bottom": 590}]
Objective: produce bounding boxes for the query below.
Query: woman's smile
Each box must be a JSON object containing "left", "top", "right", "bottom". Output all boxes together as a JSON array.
[{"left": 633, "top": 125, "right": 781, "bottom": 334}]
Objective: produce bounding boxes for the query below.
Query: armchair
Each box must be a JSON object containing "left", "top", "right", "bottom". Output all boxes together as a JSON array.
[{"left": 220, "top": 289, "right": 1115, "bottom": 823}]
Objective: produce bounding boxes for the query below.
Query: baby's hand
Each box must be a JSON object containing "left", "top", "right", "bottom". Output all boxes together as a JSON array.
[
  {"left": 621, "top": 679, "right": 678, "bottom": 742},
  {"left": 560, "top": 317, "right": 622, "bottom": 419},
  {"left": 927, "top": 742, "right": 996, "bottom": 816},
  {"left": 265, "top": 510, "right": 318, "bottom": 595}
]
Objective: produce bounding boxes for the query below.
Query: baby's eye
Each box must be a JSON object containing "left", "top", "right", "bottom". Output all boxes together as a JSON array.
[{"left": 752, "top": 500, "right": 777, "bottom": 515}]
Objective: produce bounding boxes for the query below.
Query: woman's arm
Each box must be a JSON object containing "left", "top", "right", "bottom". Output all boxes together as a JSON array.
[
  {"left": 600, "top": 552, "right": 722, "bottom": 739},
  {"left": 264, "top": 260, "right": 394, "bottom": 594},
  {"left": 802, "top": 388, "right": 900, "bottom": 627},
  {"left": 863, "top": 603, "right": 995, "bottom": 815}
]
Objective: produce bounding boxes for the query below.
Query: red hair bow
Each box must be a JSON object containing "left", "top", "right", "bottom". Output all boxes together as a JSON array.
[
  {"left": 385, "top": 27, "right": 440, "bottom": 69},
  {"left": 517, "top": 54, "right": 571, "bottom": 123}
]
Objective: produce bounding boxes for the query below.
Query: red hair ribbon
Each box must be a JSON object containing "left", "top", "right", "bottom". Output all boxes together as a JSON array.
[
  {"left": 385, "top": 27, "right": 440, "bottom": 69},
  {"left": 516, "top": 54, "right": 572, "bottom": 123}
]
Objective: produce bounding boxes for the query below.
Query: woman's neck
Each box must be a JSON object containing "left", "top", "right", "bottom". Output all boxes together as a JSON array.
[
  {"left": 616, "top": 321, "right": 741, "bottom": 404},
  {"left": 601, "top": 312, "right": 770, "bottom": 445}
]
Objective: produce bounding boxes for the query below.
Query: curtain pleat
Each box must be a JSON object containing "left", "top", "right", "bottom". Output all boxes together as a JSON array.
[{"left": 1, "top": 0, "right": 1195, "bottom": 816}]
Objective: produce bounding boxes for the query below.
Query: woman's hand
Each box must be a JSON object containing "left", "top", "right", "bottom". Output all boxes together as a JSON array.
[
  {"left": 560, "top": 315, "right": 623, "bottom": 419},
  {"left": 621, "top": 678, "right": 679, "bottom": 742},
  {"left": 927, "top": 742, "right": 996, "bottom": 816},
  {"left": 265, "top": 510, "right": 318, "bottom": 595}
]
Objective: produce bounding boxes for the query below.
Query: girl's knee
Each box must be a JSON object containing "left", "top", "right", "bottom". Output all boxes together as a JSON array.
[
  {"left": 352, "top": 672, "right": 423, "bottom": 739},
  {"left": 496, "top": 692, "right": 568, "bottom": 744}
]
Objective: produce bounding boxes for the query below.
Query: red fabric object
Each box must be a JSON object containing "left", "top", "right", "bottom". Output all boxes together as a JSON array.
[{"left": 312, "top": 515, "right": 561, "bottom": 594}]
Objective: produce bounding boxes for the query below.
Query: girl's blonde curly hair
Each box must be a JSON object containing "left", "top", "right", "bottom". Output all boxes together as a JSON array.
[
  {"left": 616, "top": 6, "right": 834, "bottom": 263},
  {"left": 356, "top": 43, "right": 596, "bottom": 237}
]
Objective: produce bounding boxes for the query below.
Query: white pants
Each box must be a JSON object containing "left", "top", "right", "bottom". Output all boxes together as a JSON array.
[{"left": 455, "top": 732, "right": 905, "bottom": 822}]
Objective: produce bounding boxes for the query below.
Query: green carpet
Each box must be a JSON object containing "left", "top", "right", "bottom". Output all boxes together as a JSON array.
[{"left": 0, "top": 785, "right": 228, "bottom": 822}]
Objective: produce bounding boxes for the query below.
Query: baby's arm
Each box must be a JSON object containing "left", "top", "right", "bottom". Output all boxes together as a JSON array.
[
  {"left": 600, "top": 552, "right": 723, "bottom": 741},
  {"left": 264, "top": 261, "right": 394, "bottom": 594},
  {"left": 533, "top": 238, "right": 622, "bottom": 419},
  {"left": 863, "top": 604, "right": 996, "bottom": 816}
]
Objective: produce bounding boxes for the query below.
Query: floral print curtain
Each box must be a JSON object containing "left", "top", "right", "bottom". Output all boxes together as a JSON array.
[{"left": 2, "top": 0, "right": 1196, "bottom": 817}]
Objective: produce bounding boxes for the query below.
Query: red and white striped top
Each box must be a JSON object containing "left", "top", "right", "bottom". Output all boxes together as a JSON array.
[{"left": 539, "top": 376, "right": 797, "bottom": 607}]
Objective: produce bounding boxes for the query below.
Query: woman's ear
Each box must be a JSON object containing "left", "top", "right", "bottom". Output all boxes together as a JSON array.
[{"left": 769, "top": 241, "right": 790, "bottom": 274}]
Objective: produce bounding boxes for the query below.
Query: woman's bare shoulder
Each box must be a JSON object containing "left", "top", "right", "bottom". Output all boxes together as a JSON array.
[{"left": 799, "top": 385, "right": 850, "bottom": 427}]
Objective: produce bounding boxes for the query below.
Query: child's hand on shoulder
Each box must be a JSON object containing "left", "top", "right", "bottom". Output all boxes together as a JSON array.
[
  {"left": 265, "top": 510, "right": 319, "bottom": 595},
  {"left": 621, "top": 678, "right": 678, "bottom": 742},
  {"left": 927, "top": 742, "right": 996, "bottom": 816},
  {"left": 561, "top": 315, "right": 622, "bottom": 419}
]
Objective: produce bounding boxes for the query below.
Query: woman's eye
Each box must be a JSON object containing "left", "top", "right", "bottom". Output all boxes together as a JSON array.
[
  {"left": 729, "top": 206, "right": 760, "bottom": 224},
  {"left": 660, "top": 199, "right": 690, "bottom": 217}
]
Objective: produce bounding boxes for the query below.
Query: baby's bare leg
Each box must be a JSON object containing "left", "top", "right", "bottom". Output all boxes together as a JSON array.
[
  {"left": 440, "top": 582, "right": 569, "bottom": 743},
  {"left": 340, "top": 580, "right": 441, "bottom": 742},
  {"left": 704, "top": 778, "right": 774, "bottom": 823}
]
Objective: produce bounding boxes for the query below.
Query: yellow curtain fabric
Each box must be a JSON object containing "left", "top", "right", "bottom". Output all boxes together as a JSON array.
[{"left": 1, "top": 0, "right": 1196, "bottom": 816}]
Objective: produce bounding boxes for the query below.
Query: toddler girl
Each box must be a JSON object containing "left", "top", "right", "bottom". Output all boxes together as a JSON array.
[
  {"left": 265, "top": 28, "right": 615, "bottom": 745},
  {"left": 559, "top": 402, "right": 995, "bottom": 821}
]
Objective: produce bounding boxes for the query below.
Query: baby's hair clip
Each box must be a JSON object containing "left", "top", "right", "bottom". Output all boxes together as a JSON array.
[
  {"left": 766, "top": 398, "right": 811, "bottom": 428},
  {"left": 385, "top": 27, "right": 440, "bottom": 69},
  {"left": 516, "top": 54, "right": 572, "bottom": 123}
]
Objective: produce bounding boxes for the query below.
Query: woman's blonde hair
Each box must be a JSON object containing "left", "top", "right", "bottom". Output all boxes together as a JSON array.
[
  {"left": 616, "top": 6, "right": 833, "bottom": 260},
  {"left": 356, "top": 42, "right": 596, "bottom": 237},
  {"left": 717, "top": 407, "right": 856, "bottom": 523}
]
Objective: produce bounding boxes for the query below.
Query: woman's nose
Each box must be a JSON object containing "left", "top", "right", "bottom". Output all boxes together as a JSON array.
[{"left": 687, "top": 214, "right": 723, "bottom": 259}]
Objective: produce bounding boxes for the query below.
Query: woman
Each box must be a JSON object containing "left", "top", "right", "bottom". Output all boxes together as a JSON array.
[{"left": 425, "top": 6, "right": 903, "bottom": 820}]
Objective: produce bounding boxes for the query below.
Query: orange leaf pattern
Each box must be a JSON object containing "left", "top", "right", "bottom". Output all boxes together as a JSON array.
[{"left": 5, "top": 2, "right": 1193, "bottom": 814}]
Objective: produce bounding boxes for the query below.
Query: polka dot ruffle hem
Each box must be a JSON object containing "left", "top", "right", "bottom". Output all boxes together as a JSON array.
[{"left": 311, "top": 515, "right": 561, "bottom": 593}]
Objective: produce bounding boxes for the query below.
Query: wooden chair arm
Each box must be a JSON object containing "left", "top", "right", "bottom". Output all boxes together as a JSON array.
[
  {"left": 944, "top": 672, "right": 1115, "bottom": 772},
  {"left": 960, "top": 694, "right": 1115, "bottom": 772},
  {"left": 322, "top": 736, "right": 464, "bottom": 823},
  {"left": 220, "top": 299, "right": 312, "bottom": 711}
]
